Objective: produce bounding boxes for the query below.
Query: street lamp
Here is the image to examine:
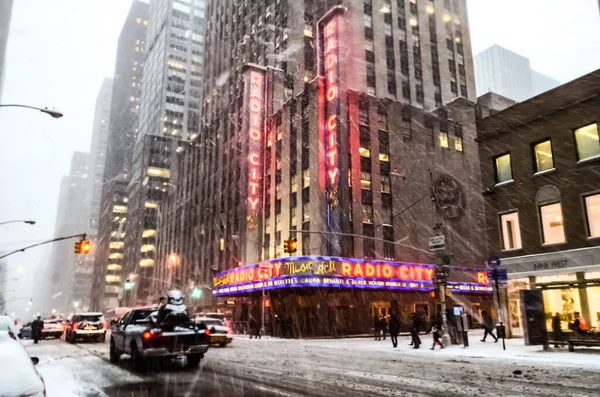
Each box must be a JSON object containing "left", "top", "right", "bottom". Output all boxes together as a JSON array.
[
  {"left": 0, "top": 220, "right": 36, "bottom": 226},
  {"left": 0, "top": 104, "right": 63, "bottom": 118}
]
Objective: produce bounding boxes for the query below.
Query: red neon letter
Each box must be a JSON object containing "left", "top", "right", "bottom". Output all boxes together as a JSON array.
[
  {"left": 326, "top": 39, "right": 336, "bottom": 54},
  {"left": 341, "top": 262, "right": 351, "bottom": 276},
  {"left": 327, "top": 168, "right": 339, "bottom": 184},
  {"left": 327, "top": 149, "right": 337, "bottom": 167},
  {"left": 250, "top": 87, "right": 261, "bottom": 99},
  {"left": 326, "top": 54, "right": 336, "bottom": 70},
  {"left": 327, "top": 115, "right": 337, "bottom": 131},
  {"left": 399, "top": 266, "right": 409, "bottom": 279},
  {"left": 249, "top": 182, "right": 259, "bottom": 195},
  {"left": 353, "top": 264, "right": 364, "bottom": 277},
  {"left": 249, "top": 129, "right": 261, "bottom": 140},
  {"left": 251, "top": 73, "right": 261, "bottom": 86},
  {"left": 365, "top": 264, "right": 375, "bottom": 277},
  {"left": 327, "top": 86, "right": 337, "bottom": 102},
  {"left": 250, "top": 102, "right": 260, "bottom": 112},
  {"left": 382, "top": 265, "right": 393, "bottom": 278},
  {"left": 248, "top": 197, "right": 259, "bottom": 209},
  {"left": 249, "top": 153, "right": 260, "bottom": 165},
  {"left": 325, "top": 21, "right": 335, "bottom": 38},
  {"left": 424, "top": 268, "right": 434, "bottom": 281}
]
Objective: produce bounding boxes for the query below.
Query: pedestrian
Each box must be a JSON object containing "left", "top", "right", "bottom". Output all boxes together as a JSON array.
[
  {"left": 430, "top": 322, "right": 444, "bottom": 350},
  {"left": 410, "top": 312, "right": 422, "bottom": 349},
  {"left": 573, "top": 312, "right": 587, "bottom": 334},
  {"left": 249, "top": 315, "right": 261, "bottom": 339},
  {"left": 389, "top": 312, "right": 400, "bottom": 348},
  {"left": 460, "top": 311, "right": 469, "bottom": 348},
  {"left": 445, "top": 308, "right": 458, "bottom": 345},
  {"left": 380, "top": 315, "right": 388, "bottom": 340},
  {"left": 480, "top": 310, "right": 498, "bottom": 343},
  {"left": 373, "top": 315, "right": 381, "bottom": 341},
  {"left": 31, "top": 316, "right": 44, "bottom": 344},
  {"left": 552, "top": 313, "right": 563, "bottom": 348}
]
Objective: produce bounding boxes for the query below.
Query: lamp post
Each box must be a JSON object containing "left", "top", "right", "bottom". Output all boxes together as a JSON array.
[
  {"left": 0, "top": 104, "right": 63, "bottom": 118},
  {"left": 0, "top": 220, "right": 36, "bottom": 226}
]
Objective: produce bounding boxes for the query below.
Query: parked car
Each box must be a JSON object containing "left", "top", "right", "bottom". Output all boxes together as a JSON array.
[
  {"left": 19, "top": 322, "right": 32, "bottom": 339},
  {"left": 110, "top": 307, "right": 211, "bottom": 370},
  {"left": 0, "top": 332, "right": 46, "bottom": 397},
  {"left": 42, "top": 319, "right": 64, "bottom": 339},
  {"left": 196, "top": 317, "right": 233, "bottom": 347},
  {"left": 0, "top": 315, "right": 19, "bottom": 340},
  {"left": 65, "top": 312, "right": 107, "bottom": 343}
]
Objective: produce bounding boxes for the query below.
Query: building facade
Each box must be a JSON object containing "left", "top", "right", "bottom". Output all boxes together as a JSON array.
[
  {"left": 156, "top": 0, "right": 491, "bottom": 336},
  {"left": 0, "top": 0, "right": 13, "bottom": 100},
  {"left": 92, "top": 0, "right": 149, "bottom": 311},
  {"left": 477, "top": 69, "right": 600, "bottom": 337},
  {"left": 123, "top": 0, "right": 206, "bottom": 306},
  {"left": 474, "top": 44, "right": 560, "bottom": 102}
]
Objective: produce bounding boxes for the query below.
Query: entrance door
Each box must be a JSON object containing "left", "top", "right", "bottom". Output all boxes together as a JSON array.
[{"left": 371, "top": 301, "right": 390, "bottom": 319}]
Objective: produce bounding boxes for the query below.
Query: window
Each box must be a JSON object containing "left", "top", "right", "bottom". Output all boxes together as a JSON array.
[
  {"left": 585, "top": 194, "right": 600, "bottom": 238},
  {"left": 494, "top": 153, "right": 513, "bottom": 184},
  {"left": 540, "top": 203, "right": 566, "bottom": 245},
  {"left": 574, "top": 123, "right": 600, "bottom": 161},
  {"left": 359, "top": 147, "right": 371, "bottom": 158},
  {"left": 533, "top": 140, "right": 554, "bottom": 173},
  {"left": 360, "top": 172, "right": 372, "bottom": 190},
  {"left": 303, "top": 169, "right": 310, "bottom": 188},
  {"left": 381, "top": 175, "right": 391, "bottom": 192},
  {"left": 500, "top": 212, "right": 522, "bottom": 250},
  {"left": 455, "top": 137, "right": 463, "bottom": 152},
  {"left": 439, "top": 132, "right": 449, "bottom": 148},
  {"left": 362, "top": 204, "right": 374, "bottom": 223}
]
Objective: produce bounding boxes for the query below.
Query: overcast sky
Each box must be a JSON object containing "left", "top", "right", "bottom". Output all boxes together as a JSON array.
[{"left": 1, "top": 0, "right": 599, "bottom": 315}]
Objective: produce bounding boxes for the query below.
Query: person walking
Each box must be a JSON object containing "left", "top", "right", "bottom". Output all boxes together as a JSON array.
[
  {"left": 410, "top": 312, "right": 422, "bottom": 349},
  {"left": 389, "top": 312, "right": 400, "bottom": 348},
  {"left": 373, "top": 315, "right": 381, "bottom": 341},
  {"left": 430, "top": 321, "right": 444, "bottom": 350},
  {"left": 480, "top": 310, "right": 498, "bottom": 343},
  {"left": 380, "top": 315, "right": 388, "bottom": 340},
  {"left": 31, "top": 316, "right": 44, "bottom": 344},
  {"left": 552, "top": 313, "right": 563, "bottom": 348},
  {"left": 249, "top": 314, "right": 261, "bottom": 339}
]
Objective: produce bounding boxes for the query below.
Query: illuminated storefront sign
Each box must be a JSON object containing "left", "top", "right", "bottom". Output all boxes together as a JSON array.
[
  {"left": 212, "top": 256, "right": 491, "bottom": 296},
  {"left": 246, "top": 68, "right": 265, "bottom": 214},
  {"left": 322, "top": 16, "right": 340, "bottom": 188}
]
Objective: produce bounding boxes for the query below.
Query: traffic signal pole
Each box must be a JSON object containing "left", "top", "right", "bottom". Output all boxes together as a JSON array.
[{"left": 0, "top": 233, "right": 86, "bottom": 260}]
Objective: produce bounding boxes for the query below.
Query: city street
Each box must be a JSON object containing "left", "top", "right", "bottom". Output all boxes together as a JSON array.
[{"left": 24, "top": 330, "right": 600, "bottom": 397}]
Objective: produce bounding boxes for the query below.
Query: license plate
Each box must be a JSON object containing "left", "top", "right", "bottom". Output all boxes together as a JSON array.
[{"left": 85, "top": 326, "right": 95, "bottom": 330}]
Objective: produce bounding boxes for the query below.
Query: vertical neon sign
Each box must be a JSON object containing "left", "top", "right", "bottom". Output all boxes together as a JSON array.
[{"left": 247, "top": 70, "right": 264, "bottom": 214}]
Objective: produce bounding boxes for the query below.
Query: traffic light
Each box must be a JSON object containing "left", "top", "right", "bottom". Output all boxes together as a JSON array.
[
  {"left": 74, "top": 240, "right": 82, "bottom": 254},
  {"left": 283, "top": 238, "right": 290, "bottom": 254},
  {"left": 82, "top": 240, "right": 91, "bottom": 254},
  {"left": 288, "top": 237, "right": 297, "bottom": 254}
]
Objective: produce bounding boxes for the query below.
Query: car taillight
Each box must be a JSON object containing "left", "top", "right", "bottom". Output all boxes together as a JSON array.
[
  {"left": 227, "top": 329, "right": 233, "bottom": 334},
  {"left": 73, "top": 323, "right": 78, "bottom": 331},
  {"left": 143, "top": 331, "right": 152, "bottom": 340},
  {"left": 204, "top": 329, "right": 210, "bottom": 335},
  {"left": 41, "top": 328, "right": 45, "bottom": 332}
]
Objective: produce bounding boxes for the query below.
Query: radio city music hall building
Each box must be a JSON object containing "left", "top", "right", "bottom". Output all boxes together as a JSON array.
[{"left": 156, "top": 0, "right": 493, "bottom": 335}]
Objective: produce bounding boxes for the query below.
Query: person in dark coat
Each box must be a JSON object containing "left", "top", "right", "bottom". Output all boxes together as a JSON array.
[
  {"left": 445, "top": 309, "right": 458, "bottom": 345},
  {"left": 552, "top": 313, "right": 563, "bottom": 348},
  {"left": 373, "top": 315, "right": 381, "bottom": 341},
  {"left": 380, "top": 315, "right": 388, "bottom": 340},
  {"left": 480, "top": 311, "right": 498, "bottom": 343},
  {"left": 31, "top": 316, "right": 44, "bottom": 344},
  {"left": 389, "top": 313, "right": 400, "bottom": 348},
  {"left": 430, "top": 321, "right": 444, "bottom": 350},
  {"left": 249, "top": 315, "right": 261, "bottom": 339},
  {"left": 410, "top": 312, "right": 422, "bottom": 349}
]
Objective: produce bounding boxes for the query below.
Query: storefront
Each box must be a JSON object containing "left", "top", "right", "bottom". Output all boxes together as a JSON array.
[
  {"left": 213, "top": 256, "right": 492, "bottom": 337},
  {"left": 504, "top": 247, "right": 600, "bottom": 337}
]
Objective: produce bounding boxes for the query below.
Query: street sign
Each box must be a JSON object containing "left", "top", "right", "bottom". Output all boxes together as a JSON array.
[
  {"left": 496, "top": 268, "right": 508, "bottom": 281},
  {"left": 487, "top": 256, "right": 501, "bottom": 268},
  {"left": 429, "top": 236, "right": 445, "bottom": 251}
]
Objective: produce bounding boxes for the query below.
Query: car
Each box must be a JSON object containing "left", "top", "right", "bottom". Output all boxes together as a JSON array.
[
  {"left": 110, "top": 307, "right": 211, "bottom": 371},
  {"left": 196, "top": 317, "right": 233, "bottom": 347},
  {"left": 42, "top": 319, "right": 64, "bottom": 339},
  {"left": 65, "top": 312, "right": 107, "bottom": 343},
  {"left": 0, "top": 315, "right": 19, "bottom": 340},
  {"left": 19, "top": 322, "right": 32, "bottom": 339},
  {"left": 0, "top": 332, "right": 46, "bottom": 397}
]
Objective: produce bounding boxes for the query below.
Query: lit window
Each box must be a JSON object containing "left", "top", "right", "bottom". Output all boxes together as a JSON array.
[
  {"left": 381, "top": 5, "right": 391, "bottom": 13},
  {"left": 106, "top": 275, "right": 121, "bottom": 283},
  {"left": 139, "top": 258, "right": 155, "bottom": 267},
  {"left": 112, "top": 205, "right": 127, "bottom": 214},
  {"left": 360, "top": 172, "right": 372, "bottom": 190},
  {"left": 108, "top": 253, "right": 124, "bottom": 260},
  {"left": 455, "top": 137, "right": 463, "bottom": 152},
  {"left": 585, "top": 194, "right": 600, "bottom": 238},
  {"left": 359, "top": 147, "right": 371, "bottom": 158},
  {"left": 304, "top": 24, "right": 313, "bottom": 37},
  {"left": 140, "top": 244, "right": 155, "bottom": 253},
  {"left": 426, "top": 5, "right": 435, "bottom": 14},
  {"left": 109, "top": 242, "right": 124, "bottom": 250},
  {"left": 409, "top": 18, "right": 418, "bottom": 26},
  {"left": 142, "top": 229, "right": 156, "bottom": 238},
  {"left": 365, "top": 40, "right": 374, "bottom": 52},
  {"left": 362, "top": 204, "right": 374, "bottom": 223},
  {"left": 533, "top": 140, "right": 554, "bottom": 172},
  {"left": 439, "top": 132, "right": 449, "bottom": 148},
  {"left": 147, "top": 167, "right": 171, "bottom": 178},
  {"left": 136, "top": 17, "right": 142, "bottom": 24},
  {"left": 145, "top": 201, "right": 158, "bottom": 209},
  {"left": 381, "top": 175, "right": 391, "bottom": 193},
  {"left": 303, "top": 169, "right": 310, "bottom": 188},
  {"left": 574, "top": 123, "right": 600, "bottom": 161},
  {"left": 500, "top": 212, "right": 522, "bottom": 250},
  {"left": 379, "top": 153, "right": 390, "bottom": 162},
  {"left": 494, "top": 153, "right": 513, "bottom": 184},
  {"left": 143, "top": 20, "right": 148, "bottom": 26},
  {"left": 540, "top": 203, "right": 566, "bottom": 245},
  {"left": 107, "top": 264, "right": 122, "bottom": 271},
  {"left": 443, "top": 14, "right": 452, "bottom": 22}
]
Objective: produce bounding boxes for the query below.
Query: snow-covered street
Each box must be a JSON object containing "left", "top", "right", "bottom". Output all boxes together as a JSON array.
[{"left": 21, "top": 330, "right": 600, "bottom": 397}]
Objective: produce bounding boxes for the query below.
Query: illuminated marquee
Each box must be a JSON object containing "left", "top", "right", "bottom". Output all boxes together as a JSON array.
[
  {"left": 246, "top": 69, "right": 265, "bottom": 213},
  {"left": 323, "top": 18, "right": 339, "bottom": 187}
]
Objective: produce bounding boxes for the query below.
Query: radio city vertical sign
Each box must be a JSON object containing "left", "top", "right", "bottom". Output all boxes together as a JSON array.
[
  {"left": 318, "top": 6, "right": 345, "bottom": 255},
  {"left": 243, "top": 66, "right": 266, "bottom": 226}
]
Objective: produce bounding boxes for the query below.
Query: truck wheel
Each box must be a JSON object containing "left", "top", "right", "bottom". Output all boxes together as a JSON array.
[
  {"left": 109, "top": 339, "right": 120, "bottom": 364},
  {"left": 187, "top": 354, "right": 202, "bottom": 368},
  {"left": 130, "top": 343, "right": 146, "bottom": 372}
]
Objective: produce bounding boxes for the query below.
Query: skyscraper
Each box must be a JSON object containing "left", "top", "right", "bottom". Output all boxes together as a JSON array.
[
  {"left": 0, "top": 0, "right": 14, "bottom": 100},
  {"left": 123, "top": 0, "right": 206, "bottom": 306},
  {"left": 159, "top": 0, "right": 489, "bottom": 333},
  {"left": 92, "top": 0, "right": 148, "bottom": 311},
  {"left": 474, "top": 44, "right": 559, "bottom": 102}
]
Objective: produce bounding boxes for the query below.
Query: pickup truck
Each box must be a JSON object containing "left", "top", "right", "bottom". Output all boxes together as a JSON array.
[{"left": 109, "top": 307, "right": 210, "bottom": 371}]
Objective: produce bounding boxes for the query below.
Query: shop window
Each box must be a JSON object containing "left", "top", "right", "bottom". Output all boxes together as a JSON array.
[
  {"left": 532, "top": 139, "right": 554, "bottom": 173},
  {"left": 494, "top": 153, "right": 513, "bottom": 184},
  {"left": 539, "top": 202, "right": 566, "bottom": 245},
  {"left": 574, "top": 123, "right": 600, "bottom": 161},
  {"left": 500, "top": 211, "right": 522, "bottom": 250},
  {"left": 585, "top": 193, "right": 600, "bottom": 238}
]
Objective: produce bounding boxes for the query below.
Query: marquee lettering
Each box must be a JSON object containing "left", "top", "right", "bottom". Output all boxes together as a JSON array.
[{"left": 247, "top": 70, "right": 264, "bottom": 213}]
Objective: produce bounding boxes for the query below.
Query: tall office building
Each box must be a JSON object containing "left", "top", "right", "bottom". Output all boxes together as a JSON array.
[
  {"left": 0, "top": 0, "right": 14, "bottom": 100},
  {"left": 474, "top": 44, "right": 559, "bottom": 102},
  {"left": 0, "top": 260, "right": 7, "bottom": 314},
  {"left": 91, "top": 0, "right": 149, "bottom": 311},
  {"left": 158, "top": 0, "right": 490, "bottom": 335},
  {"left": 123, "top": 0, "right": 206, "bottom": 306}
]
